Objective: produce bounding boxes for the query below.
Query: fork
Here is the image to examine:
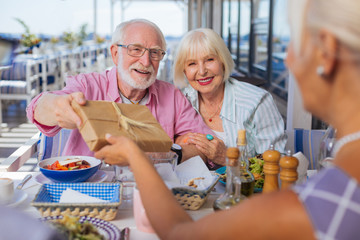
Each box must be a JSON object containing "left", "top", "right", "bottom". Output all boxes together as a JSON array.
[
  {"left": 16, "top": 174, "right": 32, "bottom": 190},
  {"left": 120, "top": 227, "right": 130, "bottom": 240}
]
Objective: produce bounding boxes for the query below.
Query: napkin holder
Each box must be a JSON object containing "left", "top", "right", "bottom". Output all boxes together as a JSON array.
[{"left": 31, "top": 182, "right": 122, "bottom": 221}]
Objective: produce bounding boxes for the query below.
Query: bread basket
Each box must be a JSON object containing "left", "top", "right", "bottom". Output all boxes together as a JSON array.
[
  {"left": 172, "top": 174, "right": 220, "bottom": 210},
  {"left": 32, "top": 182, "right": 122, "bottom": 221}
]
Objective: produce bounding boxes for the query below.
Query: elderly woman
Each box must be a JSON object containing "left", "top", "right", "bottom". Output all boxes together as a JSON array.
[
  {"left": 95, "top": 0, "right": 360, "bottom": 238},
  {"left": 173, "top": 28, "right": 286, "bottom": 168}
]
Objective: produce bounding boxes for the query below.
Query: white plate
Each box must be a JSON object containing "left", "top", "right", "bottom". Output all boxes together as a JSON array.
[
  {"left": 35, "top": 170, "right": 108, "bottom": 184},
  {"left": 6, "top": 189, "right": 28, "bottom": 207},
  {"left": 40, "top": 216, "right": 121, "bottom": 240}
]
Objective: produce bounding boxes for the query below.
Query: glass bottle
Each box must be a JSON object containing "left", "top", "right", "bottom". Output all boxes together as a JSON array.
[
  {"left": 213, "top": 147, "right": 245, "bottom": 211},
  {"left": 237, "top": 129, "right": 255, "bottom": 197},
  {"left": 317, "top": 126, "right": 336, "bottom": 170}
]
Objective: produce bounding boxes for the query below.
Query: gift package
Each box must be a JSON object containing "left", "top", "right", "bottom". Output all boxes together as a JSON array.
[{"left": 72, "top": 100, "right": 172, "bottom": 152}]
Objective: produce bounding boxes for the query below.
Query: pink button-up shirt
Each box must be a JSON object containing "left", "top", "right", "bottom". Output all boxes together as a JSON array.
[{"left": 26, "top": 67, "right": 212, "bottom": 156}]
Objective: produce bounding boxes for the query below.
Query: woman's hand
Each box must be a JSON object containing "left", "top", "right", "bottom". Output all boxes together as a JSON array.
[
  {"left": 184, "top": 133, "right": 227, "bottom": 166},
  {"left": 95, "top": 134, "right": 146, "bottom": 166}
]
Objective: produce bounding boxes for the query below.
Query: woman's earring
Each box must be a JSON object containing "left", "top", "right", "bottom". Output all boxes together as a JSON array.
[{"left": 316, "top": 66, "right": 325, "bottom": 77}]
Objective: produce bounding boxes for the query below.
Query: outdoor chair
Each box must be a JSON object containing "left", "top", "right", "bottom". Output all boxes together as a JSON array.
[{"left": 0, "top": 59, "right": 41, "bottom": 134}]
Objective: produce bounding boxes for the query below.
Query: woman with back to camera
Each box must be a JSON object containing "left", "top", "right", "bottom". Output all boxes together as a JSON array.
[
  {"left": 172, "top": 28, "right": 286, "bottom": 168},
  {"left": 95, "top": 0, "right": 360, "bottom": 238}
]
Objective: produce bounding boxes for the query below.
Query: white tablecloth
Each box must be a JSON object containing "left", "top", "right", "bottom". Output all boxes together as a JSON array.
[{"left": 0, "top": 171, "right": 223, "bottom": 240}]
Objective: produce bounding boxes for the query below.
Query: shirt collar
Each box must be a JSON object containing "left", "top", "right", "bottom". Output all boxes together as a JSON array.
[
  {"left": 183, "top": 85, "right": 200, "bottom": 113},
  {"left": 146, "top": 80, "right": 160, "bottom": 105},
  {"left": 108, "top": 67, "right": 122, "bottom": 102},
  {"left": 223, "top": 78, "right": 236, "bottom": 123},
  {"left": 184, "top": 80, "right": 235, "bottom": 122}
]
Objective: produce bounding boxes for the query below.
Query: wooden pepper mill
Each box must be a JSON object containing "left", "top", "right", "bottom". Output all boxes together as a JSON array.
[
  {"left": 280, "top": 150, "right": 299, "bottom": 189},
  {"left": 262, "top": 144, "right": 281, "bottom": 193}
]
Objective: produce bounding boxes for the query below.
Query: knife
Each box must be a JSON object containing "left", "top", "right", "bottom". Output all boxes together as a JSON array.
[
  {"left": 120, "top": 227, "right": 130, "bottom": 240},
  {"left": 16, "top": 174, "right": 32, "bottom": 190}
]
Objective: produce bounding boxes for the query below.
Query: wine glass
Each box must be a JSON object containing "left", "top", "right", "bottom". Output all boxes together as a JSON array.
[{"left": 317, "top": 126, "right": 336, "bottom": 170}]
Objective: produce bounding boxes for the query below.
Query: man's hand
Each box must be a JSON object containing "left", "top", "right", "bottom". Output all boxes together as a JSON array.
[{"left": 34, "top": 92, "right": 86, "bottom": 128}]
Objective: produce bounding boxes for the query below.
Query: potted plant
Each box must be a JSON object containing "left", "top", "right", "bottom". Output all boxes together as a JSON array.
[
  {"left": 15, "top": 18, "right": 41, "bottom": 54},
  {"left": 62, "top": 31, "right": 76, "bottom": 49}
]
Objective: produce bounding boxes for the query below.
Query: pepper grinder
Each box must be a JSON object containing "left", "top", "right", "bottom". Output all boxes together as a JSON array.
[
  {"left": 262, "top": 144, "right": 281, "bottom": 193},
  {"left": 280, "top": 150, "right": 299, "bottom": 189}
]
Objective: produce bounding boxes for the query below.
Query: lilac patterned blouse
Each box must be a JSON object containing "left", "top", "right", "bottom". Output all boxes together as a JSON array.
[{"left": 292, "top": 166, "right": 360, "bottom": 240}]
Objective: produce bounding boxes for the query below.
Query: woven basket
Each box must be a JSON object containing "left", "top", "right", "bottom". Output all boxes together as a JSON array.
[
  {"left": 32, "top": 182, "right": 122, "bottom": 221},
  {"left": 172, "top": 175, "right": 220, "bottom": 210}
]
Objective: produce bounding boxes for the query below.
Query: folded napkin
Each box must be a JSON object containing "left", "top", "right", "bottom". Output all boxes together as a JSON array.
[
  {"left": 59, "top": 188, "right": 108, "bottom": 203},
  {"left": 293, "top": 152, "right": 309, "bottom": 184},
  {"left": 161, "top": 156, "right": 217, "bottom": 190}
]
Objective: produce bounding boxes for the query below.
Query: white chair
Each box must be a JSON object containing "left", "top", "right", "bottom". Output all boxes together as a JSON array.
[
  {"left": 0, "top": 59, "right": 41, "bottom": 135},
  {"left": 0, "top": 128, "right": 71, "bottom": 172},
  {"left": 285, "top": 128, "right": 326, "bottom": 170},
  {"left": 39, "top": 56, "right": 61, "bottom": 91}
]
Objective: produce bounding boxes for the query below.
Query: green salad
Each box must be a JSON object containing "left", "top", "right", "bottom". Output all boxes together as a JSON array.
[
  {"left": 49, "top": 215, "right": 104, "bottom": 240},
  {"left": 217, "top": 154, "right": 265, "bottom": 190},
  {"left": 249, "top": 154, "right": 264, "bottom": 189}
]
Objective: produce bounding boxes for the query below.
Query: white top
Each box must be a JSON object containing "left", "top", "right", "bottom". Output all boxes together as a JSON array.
[
  {"left": 213, "top": 130, "right": 226, "bottom": 143},
  {"left": 182, "top": 78, "right": 287, "bottom": 157},
  {"left": 119, "top": 91, "right": 149, "bottom": 106}
]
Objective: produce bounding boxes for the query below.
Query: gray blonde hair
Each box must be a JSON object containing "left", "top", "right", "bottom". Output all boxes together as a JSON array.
[
  {"left": 111, "top": 19, "right": 166, "bottom": 50},
  {"left": 289, "top": 0, "right": 360, "bottom": 56},
  {"left": 173, "top": 28, "right": 234, "bottom": 88}
]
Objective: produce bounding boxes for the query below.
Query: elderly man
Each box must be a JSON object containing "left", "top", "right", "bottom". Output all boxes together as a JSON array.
[{"left": 26, "top": 19, "right": 212, "bottom": 162}]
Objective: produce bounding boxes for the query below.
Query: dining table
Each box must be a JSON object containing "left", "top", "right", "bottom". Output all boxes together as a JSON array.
[{"left": 0, "top": 169, "right": 224, "bottom": 240}]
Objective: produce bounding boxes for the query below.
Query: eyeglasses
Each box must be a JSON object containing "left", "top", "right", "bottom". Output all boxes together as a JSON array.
[{"left": 117, "top": 44, "right": 166, "bottom": 61}]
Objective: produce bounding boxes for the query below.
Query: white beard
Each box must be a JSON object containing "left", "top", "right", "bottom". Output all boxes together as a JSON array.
[{"left": 117, "top": 55, "right": 157, "bottom": 90}]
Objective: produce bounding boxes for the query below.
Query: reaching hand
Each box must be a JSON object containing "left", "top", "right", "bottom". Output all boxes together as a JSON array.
[
  {"left": 53, "top": 92, "right": 86, "bottom": 129},
  {"left": 95, "top": 134, "right": 146, "bottom": 166},
  {"left": 183, "top": 133, "right": 226, "bottom": 165}
]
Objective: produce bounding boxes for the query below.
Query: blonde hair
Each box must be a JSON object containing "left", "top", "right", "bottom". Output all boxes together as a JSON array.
[
  {"left": 289, "top": 0, "right": 360, "bottom": 56},
  {"left": 111, "top": 19, "right": 166, "bottom": 50},
  {"left": 173, "top": 28, "right": 234, "bottom": 88}
]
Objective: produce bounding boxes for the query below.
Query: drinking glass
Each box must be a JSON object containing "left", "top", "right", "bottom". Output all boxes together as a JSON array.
[
  {"left": 114, "top": 151, "right": 177, "bottom": 200},
  {"left": 317, "top": 126, "right": 336, "bottom": 170},
  {"left": 114, "top": 166, "right": 135, "bottom": 200}
]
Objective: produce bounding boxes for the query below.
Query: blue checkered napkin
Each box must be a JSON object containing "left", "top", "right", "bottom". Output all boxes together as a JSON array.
[{"left": 34, "top": 183, "right": 121, "bottom": 203}]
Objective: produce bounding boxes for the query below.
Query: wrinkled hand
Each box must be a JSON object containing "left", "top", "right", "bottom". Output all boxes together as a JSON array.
[
  {"left": 95, "top": 134, "right": 145, "bottom": 166},
  {"left": 184, "top": 133, "right": 226, "bottom": 166},
  {"left": 53, "top": 92, "right": 86, "bottom": 129}
]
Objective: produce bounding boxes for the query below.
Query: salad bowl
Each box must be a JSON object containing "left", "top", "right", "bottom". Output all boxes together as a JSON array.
[{"left": 38, "top": 156, "right": 101, "bottom": 183}]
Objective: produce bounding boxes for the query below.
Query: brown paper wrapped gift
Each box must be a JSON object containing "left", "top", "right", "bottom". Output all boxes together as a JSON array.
[{"left": 71, "top": 100, "right": 173, "bottom": 152}]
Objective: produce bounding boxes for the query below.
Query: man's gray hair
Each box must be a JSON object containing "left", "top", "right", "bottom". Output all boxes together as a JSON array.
[{"left": 111, "top": 19, "right": 166, "bottom": 50}]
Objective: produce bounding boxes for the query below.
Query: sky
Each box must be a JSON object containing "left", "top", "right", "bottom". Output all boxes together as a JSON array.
[{"left": 0, "top": 0, "right": 186, "bottom": 38}]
